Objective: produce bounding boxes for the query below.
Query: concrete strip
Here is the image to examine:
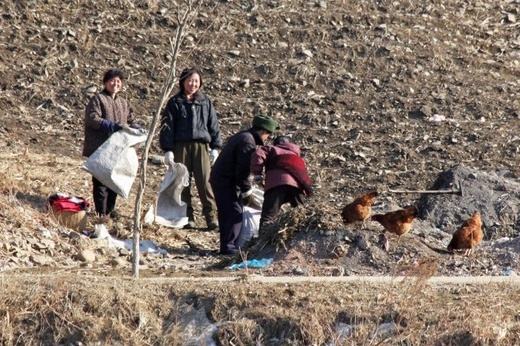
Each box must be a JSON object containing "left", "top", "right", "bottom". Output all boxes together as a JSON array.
[
  {"left": 3, "top": 274, "right": 519, "bottom": 284},
  {"left": 138, "top": 275, "right": 520, "bottom": 284}
]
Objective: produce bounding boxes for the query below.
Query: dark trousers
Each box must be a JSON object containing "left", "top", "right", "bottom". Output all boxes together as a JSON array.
[
  {"left": 211, "top": 179, "right": 243, "bottom": 253},
  {"left": 174, "top": 142, "right": 217, "bottom": 225},
  {"left": 260, "top": 185, "right": 304, "bottom": 229},
  {"left": 92, "top": 177, "right": 117, "bottom": 216}
]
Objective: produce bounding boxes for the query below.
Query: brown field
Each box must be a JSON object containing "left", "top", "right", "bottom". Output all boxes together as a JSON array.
[{"left": 1, "top": 0, "right": 519, "bottom": 344}]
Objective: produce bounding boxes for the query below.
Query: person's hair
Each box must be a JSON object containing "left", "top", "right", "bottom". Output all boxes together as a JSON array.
[
  {"left": 179, "top": 67, "right": 203, "bottom": 94},
  {"left": 273, "top": 136, "right": 291, "bottom": 145},
  {"left": 103, "top": 69, "right": 125, "bottom": 84}
]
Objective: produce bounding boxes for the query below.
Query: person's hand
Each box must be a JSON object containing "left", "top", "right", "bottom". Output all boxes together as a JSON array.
[
  {"left": 209, "top": 149, "right": 219, "bottom": 166},
  {"left": 253, "top": 175, "right": 264, "bottom": 187},
  {"left": 135, "top": 127, "right": 147, "bottom": 135},
  {"left": 112, "top": 123, "right": 123, "bottom": 132},
  {"left": 241, "top": 189, "right": 262, "bottom": 210},
  {"left": 121, "top": 123, "right": 146, "bottom": 135},
  {"left": 164, "top": 151, "right": 174, "bottom": 165}
]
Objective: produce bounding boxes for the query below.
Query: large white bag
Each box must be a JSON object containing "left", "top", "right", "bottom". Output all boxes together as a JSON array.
[
  {"left": 82, "top": 130, "right": 147, "bottom": 199},
  {"left": 143, "top": 153, "right": 190, "bottom": 228}
]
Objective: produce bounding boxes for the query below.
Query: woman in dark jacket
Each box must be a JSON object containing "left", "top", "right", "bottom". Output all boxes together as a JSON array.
[{"left": 159, "top": 67, "right": 222, "bottom": 230}]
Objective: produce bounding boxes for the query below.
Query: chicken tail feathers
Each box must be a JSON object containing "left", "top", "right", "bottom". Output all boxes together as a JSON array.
[{"left": 405, "top": 205, "right": 419, "bottom": 217}]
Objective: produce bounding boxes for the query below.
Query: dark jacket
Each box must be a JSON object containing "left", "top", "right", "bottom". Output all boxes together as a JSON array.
[
  {"left": 82, "top": 89, "right": 135, "bottom": 157},
  {"left": 159, "top": 92, "right": 222, "bottom": 151},
  {"left": 210, "top": 128, "right": 264, "bottom": 194}
]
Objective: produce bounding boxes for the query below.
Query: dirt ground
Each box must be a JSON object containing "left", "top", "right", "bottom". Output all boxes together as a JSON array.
[
  {"left": 2, "top": 0, "right": 519, "bottom": 278},
  {"left": 1, "top": 0, "right": 520, "bottom": 283}
]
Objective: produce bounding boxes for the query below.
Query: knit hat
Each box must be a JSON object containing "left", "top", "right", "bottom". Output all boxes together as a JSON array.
[
  {"left": 252, "top": 114, "right": 278, "bottom": 134},
  {"left": 273, "top": 135, "right": 290, "bottom": 145}
]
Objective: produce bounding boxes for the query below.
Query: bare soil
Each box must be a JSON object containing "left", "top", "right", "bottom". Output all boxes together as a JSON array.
[{"left": 1, "top": 0, "right": 520, "bottom": 344}]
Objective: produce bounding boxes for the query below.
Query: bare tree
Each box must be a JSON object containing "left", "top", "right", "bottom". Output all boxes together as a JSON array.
[{"left": 131, "top": 1, "right": 199, "bottom": 278}]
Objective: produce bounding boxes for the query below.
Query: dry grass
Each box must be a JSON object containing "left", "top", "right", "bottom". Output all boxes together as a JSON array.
[
  {"left": 1, "top": 275, "right": 520, "bottom": 345},
  {"left": 244, "top": 204, "right": 334, "bottom": 255},
  {"left": 0, "top": 276, "right": 182, "bottom": 345}
]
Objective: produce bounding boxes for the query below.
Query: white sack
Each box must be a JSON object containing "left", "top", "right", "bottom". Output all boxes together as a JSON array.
[
  {"left": 236, "top": 206, "right": 261, "bottom": 248},
  {"left": 144, "top": 161, "right": 190, "bottom": 228},
  {"left": 236, "top": 187, "right": 264, "bottom": 248},
  {"left": 82, "top": 130, "right": 147, "bottom": 199},
  {"left": 94, "top": 224, "right": 166, "bottom": 255}
]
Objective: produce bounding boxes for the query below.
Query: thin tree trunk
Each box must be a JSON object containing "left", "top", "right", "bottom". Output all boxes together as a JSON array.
[{"left": 131, "top": 1, "right": 197, "bottom": 278}]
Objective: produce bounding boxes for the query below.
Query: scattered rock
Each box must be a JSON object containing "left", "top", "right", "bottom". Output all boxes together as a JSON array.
[
  {"left": 110, "top": 257, "right": 127, "bottom": 267},
  {"left": 332, "top": 267, "right": 345, "bottom": 276},
  {"left": 76, "top": 249, "right": 96, "bottom": 263},
  {"left": 293, "top": 267, "right": 308, "bottom": 276},
  {"left": 30, "top": 255, "right": 51, "bottom": 265}
]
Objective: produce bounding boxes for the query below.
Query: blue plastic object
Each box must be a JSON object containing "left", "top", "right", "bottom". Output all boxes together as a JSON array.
[{"left": 228, "top": 258, "right": 274, "bottom": 270}]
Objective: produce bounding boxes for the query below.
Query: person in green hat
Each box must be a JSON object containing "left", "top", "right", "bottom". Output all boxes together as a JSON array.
[{"left": 210, "top": 114, "right": 278, "bottom": 255}]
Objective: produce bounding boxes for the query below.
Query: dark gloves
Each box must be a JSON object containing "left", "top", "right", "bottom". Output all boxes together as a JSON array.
[
  {"left": 113, "top": 123, "right": 123, "bottom": 132},
  {"left": 100, "top": 119, "right": 122, "bottom": 133},
  {"left": 100, "top": 120, "right": 146, "bottom": 135}
]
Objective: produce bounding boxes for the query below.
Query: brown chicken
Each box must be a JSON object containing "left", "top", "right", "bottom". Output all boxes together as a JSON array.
[
  {"left": 447, "top": 211, "right": 483, "bottom": 256},
  {"left": 371, "top": 205, "right": 419, "bottom": 246},
  {"left": 341, "top": 191, "right": 378, "bottom": 228}
]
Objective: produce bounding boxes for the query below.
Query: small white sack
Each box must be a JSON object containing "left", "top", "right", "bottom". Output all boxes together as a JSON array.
[
  {"left": 94, "top": 224, "right": 167, "bottom": 255},
  {"left": 236, "top": 207, "right": 261, "bottom": 248},
  {"left": 236, "top": 187, "right": 264, "bottom": 248},
  {"left": 144, "top": 160, "right": 190, "bottom": 228},
  {"left": 82, "top": 130, "right": 147, "bottom": 199},
  {"left": 247, "top": 188, "right": 264, "bottom": 210}
]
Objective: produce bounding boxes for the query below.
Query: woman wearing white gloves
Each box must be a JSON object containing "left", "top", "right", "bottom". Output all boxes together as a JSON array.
[{"left": 159, "top": 67, "right": 222, "bottom": 230}]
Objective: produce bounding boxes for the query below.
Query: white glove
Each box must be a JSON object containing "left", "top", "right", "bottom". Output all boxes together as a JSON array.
[
  {"left": 164, "top": 151, "right": 174, "bottom": 166},
  {"left": 209, "top": 149, "right": 219, "bottom": 166},
  {"left": 121, "top": 124, "right": 146, "bottom": 135},
  {"left": 253, "top": 175, "right": 264, "bottom": 186}
]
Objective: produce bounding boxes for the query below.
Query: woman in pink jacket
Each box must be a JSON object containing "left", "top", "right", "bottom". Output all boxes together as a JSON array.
[{"left": 250, "top": 136, "right": 312, "bottom": 230}]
